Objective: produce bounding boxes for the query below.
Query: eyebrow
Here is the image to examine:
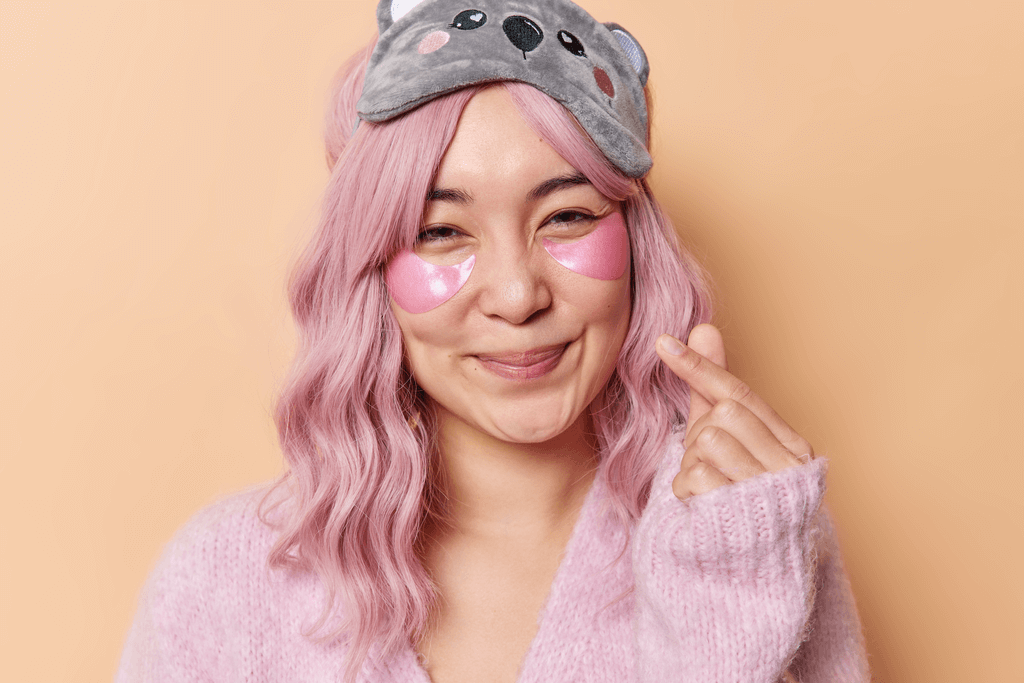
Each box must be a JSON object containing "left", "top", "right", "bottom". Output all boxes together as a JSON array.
[
  {"left": 426, "top": 187, "right": 472, "bottom": 204},
  {"left": 527, "top": 172, "right": 591, "bottom": 201},
  {"left": 426, "top": 172, "right": 592, "bottom": 205}
]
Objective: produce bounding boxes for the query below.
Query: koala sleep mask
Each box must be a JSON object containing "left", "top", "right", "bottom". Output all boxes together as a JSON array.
[{"left": 357, "top": 0, "right": 652, "bottom": 178}]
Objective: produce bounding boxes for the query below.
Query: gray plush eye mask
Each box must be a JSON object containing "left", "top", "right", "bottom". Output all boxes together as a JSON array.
[{"left": 357, "top": 0, "right": 652, "bottom": 178}]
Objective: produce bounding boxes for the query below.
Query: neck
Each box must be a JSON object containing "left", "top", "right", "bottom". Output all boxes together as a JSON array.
[{"left": 426, "top": 407, "right": 599, "bottom": 540}]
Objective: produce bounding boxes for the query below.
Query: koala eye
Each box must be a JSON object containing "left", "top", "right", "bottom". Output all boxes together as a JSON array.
[
  {"left": 451, "top": 9, "right": 487, "bottom": 30},
  {"left": 557, "top": 30, "right": 585, "bottom": 57}
]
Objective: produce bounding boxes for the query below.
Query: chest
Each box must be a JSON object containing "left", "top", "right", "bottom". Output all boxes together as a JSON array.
[
  {"left": 411, "top": 503, "right": 635, "bottom": 683},
  {"left": 416, "top": 534, "right": 568, "bottom": 683}
]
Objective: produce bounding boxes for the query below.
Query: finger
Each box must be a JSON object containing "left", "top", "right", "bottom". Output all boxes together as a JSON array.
[
  {"left": 656, "top": 334, "right": 814, "bottom": 458},
  {"left": 682, "top": 324, "right": 726, "bottom": 435},
  {"left": 686, "top": 323, "right": 728, "bottom": 370},
  {"left": 672, "top": 461, "right": 731, "bottom": 500},
  {"left": 684, "top": 425, "right": 767, "bottom": 481},
  {"left": 683, "top": 400, "right": 800, "bottom": 473}
]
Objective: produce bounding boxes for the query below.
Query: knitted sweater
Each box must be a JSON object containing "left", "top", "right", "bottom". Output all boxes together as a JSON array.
[{"left": 116, "top": 435, "right": 869, "bottom": 682}]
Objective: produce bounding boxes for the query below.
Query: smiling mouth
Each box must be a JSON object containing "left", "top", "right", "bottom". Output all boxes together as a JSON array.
[{"left": 475, "top": 343, "right": 569, "bottom": 380}]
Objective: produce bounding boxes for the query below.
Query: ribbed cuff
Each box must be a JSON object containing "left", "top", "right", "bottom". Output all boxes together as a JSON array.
[
  {"left": 649, "top": 458, "right": 827, "bottom": 576},
  {"left": 631, "top": 458, "right": 828, "bottom": 682}
]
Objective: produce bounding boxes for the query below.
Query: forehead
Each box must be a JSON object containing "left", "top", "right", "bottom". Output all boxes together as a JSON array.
[{"left": 433, "top": 87, "right": 576, "bottom": 191}]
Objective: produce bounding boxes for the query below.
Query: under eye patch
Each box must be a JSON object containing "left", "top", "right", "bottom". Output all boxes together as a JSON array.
[
  {"left": 386, "top": 250, "right": 476, "bottom": 313},
  {"left": 543, "top": 212, "right": 629, "bottom": 280}
]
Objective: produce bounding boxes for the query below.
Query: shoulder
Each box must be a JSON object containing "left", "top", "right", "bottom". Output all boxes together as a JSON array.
[
  {"left": 142, "top": 485, "right": 285, "bottom": 614},
  {"left": 117, "top": 485, "right": 300, "bottom": 681},
  {"left": 164, "top": 485, "right": 279, "bottom": 554}
]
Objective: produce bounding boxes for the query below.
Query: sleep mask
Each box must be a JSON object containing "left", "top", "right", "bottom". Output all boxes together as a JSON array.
[{"left": 357, "top": 0, "right": 652, "bottom": 178}]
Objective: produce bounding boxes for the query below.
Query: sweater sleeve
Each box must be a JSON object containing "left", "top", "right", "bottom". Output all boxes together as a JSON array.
[
  {"left": 116, "top": 516, "right": 224, "bottom": 682},
  {"left": 115, "top": 491, "right": 271, "bottom": 683},
  {"left": 631, "top": 435, "right": 869, "bottom": 682}
]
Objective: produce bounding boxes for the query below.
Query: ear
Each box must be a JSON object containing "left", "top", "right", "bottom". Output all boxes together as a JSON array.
[
  {"left": 603, "top": 22, "right": 650, "bottom": 86},
  {"left": 377, "top": 0, "right": 432, "bottom": 33}
]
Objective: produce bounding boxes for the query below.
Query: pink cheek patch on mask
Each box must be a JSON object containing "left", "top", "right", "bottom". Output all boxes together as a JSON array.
[
  {"left": 385, "top": 250, "right": 475, "bottom": 314},
  {"left": 543, "top": 212, "right": 630, "bottom": 280},
  {"left": 417, "top": 30, "right": 450, "bottom": 54}
]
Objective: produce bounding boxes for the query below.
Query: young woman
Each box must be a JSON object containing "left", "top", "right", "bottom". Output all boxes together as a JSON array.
[{"left": 117, "top": 1, "right": 868, "bottom": 681}]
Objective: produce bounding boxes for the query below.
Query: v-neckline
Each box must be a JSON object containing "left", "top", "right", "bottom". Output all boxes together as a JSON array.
[{"left": 391, "top": 466, "right": 616, "bottom": 683}]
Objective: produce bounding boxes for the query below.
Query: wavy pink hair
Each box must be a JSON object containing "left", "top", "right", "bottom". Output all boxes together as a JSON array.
[{"left": 262, "top": 40, "right": 712, "bottom": 679}]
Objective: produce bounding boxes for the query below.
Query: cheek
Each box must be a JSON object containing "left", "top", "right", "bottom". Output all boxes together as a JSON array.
[
  {"left": 571, "top": 275, "right": 632, "bottom": 403},
  {"left": 393, "top": 303, "right": 468, "bottom": 411},
  {"left": 385, "top": 250, "right": 475, "bottom": 314},
  {"left": 543, "top": 212, "right": 630, "bottom": 281}
]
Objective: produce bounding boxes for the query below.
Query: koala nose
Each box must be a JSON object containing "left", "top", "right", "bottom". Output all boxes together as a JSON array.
[{"left": 502, "top": 15, "right": 543, "bottom": 57}]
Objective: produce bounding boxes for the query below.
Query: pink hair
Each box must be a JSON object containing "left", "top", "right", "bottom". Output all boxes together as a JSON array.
[{"left": 262, "top": 40, "right": 712, "bottom": 680}]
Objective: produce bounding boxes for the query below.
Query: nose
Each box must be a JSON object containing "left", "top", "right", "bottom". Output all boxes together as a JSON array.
[
  {"left": 502, "top": 16, "right": 543, "bottom": 57},
  {"left": 474, "top": 244, "right": 552, "bottom": 325}
]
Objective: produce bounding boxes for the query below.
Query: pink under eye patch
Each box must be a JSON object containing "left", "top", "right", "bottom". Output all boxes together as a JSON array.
[
  {"left": 386, "top": 250, "right": 475, "bottom": 314},
  {"left": 543, "top": 212, "right": 630, "bottom": 280}
]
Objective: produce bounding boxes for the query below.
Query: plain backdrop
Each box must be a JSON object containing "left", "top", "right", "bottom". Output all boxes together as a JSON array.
[{"left": 1, "top": 1, "right": 1021, "bottom": 681}]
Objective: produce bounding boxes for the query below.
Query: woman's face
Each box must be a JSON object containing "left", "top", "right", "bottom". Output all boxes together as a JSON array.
[{"left": 389, "top": 87, "right": 632, "bottom": 444}]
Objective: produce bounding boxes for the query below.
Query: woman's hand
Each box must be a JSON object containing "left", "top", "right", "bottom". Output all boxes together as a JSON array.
[{"left": 656, "top": 324, "right": 814, "bottom": 501}]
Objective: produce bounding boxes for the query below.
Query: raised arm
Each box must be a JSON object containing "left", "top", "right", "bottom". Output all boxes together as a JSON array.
[{"left": 629, "top": 325, "right": 868, "bottom": 682}]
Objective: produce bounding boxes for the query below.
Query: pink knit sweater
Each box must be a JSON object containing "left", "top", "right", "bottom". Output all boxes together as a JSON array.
[{"left": 117, "top": 435, "right": 869, "bottom": 681}]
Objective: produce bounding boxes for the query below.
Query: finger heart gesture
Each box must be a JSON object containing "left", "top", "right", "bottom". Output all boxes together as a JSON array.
[{"left": 656, "top": 324, "right": 815, "bottom": 501}]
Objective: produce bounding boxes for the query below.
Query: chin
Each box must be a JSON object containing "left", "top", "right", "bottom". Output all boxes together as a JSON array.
[
  {"left": 480, "top": 400, "right": 585, "bottom": 445},
  {"left": 491, "top": 422, "right": 569, "bottom": 444}
]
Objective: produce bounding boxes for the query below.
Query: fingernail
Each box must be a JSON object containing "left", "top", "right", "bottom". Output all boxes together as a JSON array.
[{"left": 660, "top": 335, "right": 685, "bottom": 356}]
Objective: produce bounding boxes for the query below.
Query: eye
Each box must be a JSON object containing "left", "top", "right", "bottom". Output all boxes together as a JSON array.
[
  {"left": 451, "top": 9, "right": 486, "bottom": 30},
  {"left": 548, "top": 210, "right": 596, "bottom": 225},
  {"left": 417, "top": 225, "right": 463, "bottom": 243},
  {"left": 556, "top": 30, "right": 585, "bottom": 57}
]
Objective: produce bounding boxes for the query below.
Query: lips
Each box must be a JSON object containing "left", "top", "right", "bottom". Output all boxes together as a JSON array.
[{"left": 475, "top": 343, "right": 568, "bottom": 380}]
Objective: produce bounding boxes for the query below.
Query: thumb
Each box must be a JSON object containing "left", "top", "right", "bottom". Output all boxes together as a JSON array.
[
  {"left": 687, "top": 323, "right": 727, "bottom": 370},
  {"left": 683, "top": 324, "right": 727, "bottom": 435}
]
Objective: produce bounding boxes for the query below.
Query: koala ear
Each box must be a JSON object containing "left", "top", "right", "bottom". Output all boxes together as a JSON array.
[
  {"left": 604, "top": 23, "right": 649, "bottom": 86},
  {"left": 377, "top": 0, "right": 431, "bottom": 33}
]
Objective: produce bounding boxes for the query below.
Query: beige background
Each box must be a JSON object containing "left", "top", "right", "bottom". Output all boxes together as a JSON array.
[{"left": 1, "top": 1, "right": 1020, "bottom": 681}]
